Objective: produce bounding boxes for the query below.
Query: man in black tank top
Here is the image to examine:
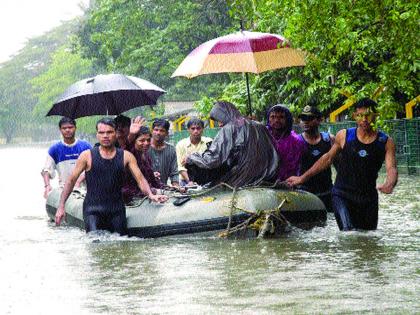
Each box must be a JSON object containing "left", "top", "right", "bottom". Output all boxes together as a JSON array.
[
  {"left": 298, "top": 105, "right": 335, "bottom": 212},
  {"left": 55, "top": 118, "right": 168, "bottom": 235},
  {"left": 287, "top": 98, "right": 398, "bottom": 231}
]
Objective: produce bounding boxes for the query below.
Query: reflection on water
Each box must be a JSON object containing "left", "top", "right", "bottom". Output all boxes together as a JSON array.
[{"left": 0, "top": 147, "right": 419, "bottom": 314}]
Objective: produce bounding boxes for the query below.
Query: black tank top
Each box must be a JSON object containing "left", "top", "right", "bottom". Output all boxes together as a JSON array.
[
  {"left": 334, "top": 127, "right": 387, "bottom": 199},
  {"left": 300, "top": 132, "right": 333, "bottom": 194},
  {"left": 84, "top": 146, "right": 125, "bottom": 212}
]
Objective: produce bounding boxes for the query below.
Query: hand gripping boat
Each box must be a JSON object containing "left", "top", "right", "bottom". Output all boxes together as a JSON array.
[{"left": 46, "top": 184, "right": 327, "bottom": 238}]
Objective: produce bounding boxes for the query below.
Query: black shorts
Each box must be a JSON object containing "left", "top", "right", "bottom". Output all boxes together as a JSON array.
[{"left": 83, "top": 204, "right": 127, "bottom": 235}]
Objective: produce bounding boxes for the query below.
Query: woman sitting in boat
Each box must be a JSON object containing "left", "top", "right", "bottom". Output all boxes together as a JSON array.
[
  {"left": 122, "top": 126, "right": 163, "bottom": 202},
  {"left": 184, "top": 101, "right": 279, "bottom": 187}
]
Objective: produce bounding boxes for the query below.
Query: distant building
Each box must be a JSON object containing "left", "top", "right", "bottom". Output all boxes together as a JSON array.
[{"left": 162, "top": 101, "right": 196, "bottom": 120}]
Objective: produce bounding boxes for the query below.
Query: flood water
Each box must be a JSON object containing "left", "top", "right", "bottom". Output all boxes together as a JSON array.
[{"left": 0, "top": 146, "right": 418, "bottom": 314}]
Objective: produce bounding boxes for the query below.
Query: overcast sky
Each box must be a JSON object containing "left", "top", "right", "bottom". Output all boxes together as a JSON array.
[{"left": 0, "top": 0, "right": 89, "bottom": 63}]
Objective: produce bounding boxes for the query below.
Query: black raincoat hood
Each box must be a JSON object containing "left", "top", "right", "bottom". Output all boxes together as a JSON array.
[
  {"left": 187, "top": 102, "right": 279, "bottom": 187},
  {"left": 210, "top": 101, "right": 243, "bottom": 125}
]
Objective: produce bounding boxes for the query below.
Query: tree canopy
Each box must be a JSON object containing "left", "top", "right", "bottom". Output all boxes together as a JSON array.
[
  {"left": 0, "top": 21, "right": 81, "bottom": 142},
  {"left": 222, "top": 0, "right": 419, "bottom": 120},
  {"left": 0, "top": 0, "right": 418, "bottom": 142},
  {"left": 77, "top": 0, "right": 234, "bottom": 100}
]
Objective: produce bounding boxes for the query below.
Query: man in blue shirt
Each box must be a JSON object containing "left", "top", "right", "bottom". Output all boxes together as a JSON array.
[{"left": 41, "top": 117, "right": 92, "bottom": 198}]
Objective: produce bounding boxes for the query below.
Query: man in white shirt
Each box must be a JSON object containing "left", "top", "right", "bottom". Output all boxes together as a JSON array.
[
  {"left": 176, "top": 118, "right": 212, "bottom": 186},
  {"left": 41, "top": 117, "right": 92, "bottom": 198}
]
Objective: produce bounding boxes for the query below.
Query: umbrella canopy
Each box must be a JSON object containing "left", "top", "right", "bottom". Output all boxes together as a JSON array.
[
  {"left": 171, "top": 31, "right": 305, "bottom": 78},
  {"left": 47, "top": 74, "right": 166, "bottom": 119},
  {"left": 171, "top": 31, "right": 305, "bottom": 114}
]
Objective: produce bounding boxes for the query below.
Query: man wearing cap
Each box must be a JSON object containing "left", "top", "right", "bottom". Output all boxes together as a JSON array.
[
  {"left": 298, "top": 104, "right": 335, "bottom": 212},
  {"left": 287, "top": 98, "right": 398, "bottom": 231}
]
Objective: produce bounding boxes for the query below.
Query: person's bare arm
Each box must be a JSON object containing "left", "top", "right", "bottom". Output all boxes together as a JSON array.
[
  {"left": 377, "top": 137, "right": 398, "bottom": 194},
  {"left": 42, "top": 172, "right": 53, "bottom": 199},
  {"left": 179, "top": 170, "right": 190, "bottom": 183},
  {"left": 55, "top": 151, "right": 90, "bottom": 225},
  {"left": 74, "top": 172, "right": 86, "bottom": 188},
  {"left": 287, "top": 129, "right": 345, "bottom": 187},
  {"left": 41, "top": 155, "right": 55, "bottom": 198},
  {"left": 125, "top": 151, "right": 168, "bottom": 202},
  {"left": 330, "top": 133, "right": 336, "bottom": 145}
]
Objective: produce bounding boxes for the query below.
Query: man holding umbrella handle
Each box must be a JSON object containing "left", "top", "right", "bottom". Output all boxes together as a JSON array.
[{"left": 55, "top": 118, "right": 168, "bottom": 235}]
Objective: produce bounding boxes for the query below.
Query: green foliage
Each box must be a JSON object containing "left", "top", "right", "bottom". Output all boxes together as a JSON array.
[
  {"left": 0, "top": 62, "right": 34, "bottom": 142},
  {"left": 0, "top": 21, "right": 80, "bottom": 142},
  {"left": 77, "top": 0, "right": 235, "bottom": 101},
  {"left": 31, "top": 46, "right": 94, "bottom": 119},
  {"left": 2, "top": 0, "right": 417, "bottom": 143},
  {"left": 225, "top": 0, "right": 419, "bottom": 120},
  {"left": 194, "top": 96, "right": 214, "bottom": 116}
]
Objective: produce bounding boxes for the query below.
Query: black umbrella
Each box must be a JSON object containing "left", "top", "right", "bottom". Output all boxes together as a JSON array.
[{"left": 46, "top": 74, "right": 166, "bottom": 119}]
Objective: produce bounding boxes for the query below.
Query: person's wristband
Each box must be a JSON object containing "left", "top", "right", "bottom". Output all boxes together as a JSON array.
[{"left": 44, "top": 184, "right": 50, "bottom": 188}]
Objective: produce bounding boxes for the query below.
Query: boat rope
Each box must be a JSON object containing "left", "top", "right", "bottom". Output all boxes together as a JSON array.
[
  {"left": 125, "top": 196, "right": 148, "bottom": 208},
  {"left": 226, "top": 187, "right": 238, "bottom": 234},
  {"left": 165, "top": 181, "right": 292, "bottom": 238},
  {"left": 166, "top": 180, "right": 289, "bottom": 199},
  {"left": 218, "top": 198, "right": 290, "bottom": 238},
  {"left": 183, "top": 182, "right": 235, "bottom": 198}
]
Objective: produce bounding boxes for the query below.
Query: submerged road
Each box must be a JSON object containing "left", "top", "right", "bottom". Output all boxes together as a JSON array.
[{"left": 0, "top": 146, "right": 418, "bottom": 314}]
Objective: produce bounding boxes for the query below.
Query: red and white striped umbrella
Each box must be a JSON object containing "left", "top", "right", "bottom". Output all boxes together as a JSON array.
[{"left": 171, "top": 31, "right": 305, "bottom": 78}]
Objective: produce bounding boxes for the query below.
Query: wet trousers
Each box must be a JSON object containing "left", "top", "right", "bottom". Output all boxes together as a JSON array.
[
  {"left": 317, "top": 192, "right": 333, "bottom": 213},
  {"left": 332, "top": 194, "right": 378, "bottom": 231}
]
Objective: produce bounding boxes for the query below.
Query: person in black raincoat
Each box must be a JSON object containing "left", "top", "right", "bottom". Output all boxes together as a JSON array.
[{"left": 184, "top": 101, "right": 279, "bottom": 187}]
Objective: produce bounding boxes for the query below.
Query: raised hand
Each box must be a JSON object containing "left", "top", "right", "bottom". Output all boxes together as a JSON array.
[{"left": 129, "top": 116, "right": 147, "bottom": 135}]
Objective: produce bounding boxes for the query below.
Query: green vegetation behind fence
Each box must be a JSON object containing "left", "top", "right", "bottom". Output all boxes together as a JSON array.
[{"left": 170, "top": 118, "right": 420, "bottom": 175}]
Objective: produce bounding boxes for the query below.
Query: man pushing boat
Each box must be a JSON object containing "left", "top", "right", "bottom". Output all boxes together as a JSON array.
[
  {"left": 55, "top": 117, "right": 168, "bottom": 235},
  {"left": 287, "top": 98, "right": 398, "bottom": 231}
]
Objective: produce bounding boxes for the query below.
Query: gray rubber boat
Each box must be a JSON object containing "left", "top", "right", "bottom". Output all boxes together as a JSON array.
[{"left": 46, "top": 185, "right": 327, "bottom": 238}]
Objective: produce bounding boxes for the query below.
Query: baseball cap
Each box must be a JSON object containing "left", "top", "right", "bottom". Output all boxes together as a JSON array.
[{"left": 298, "top": 105, "right": 322, "bottom": 118}]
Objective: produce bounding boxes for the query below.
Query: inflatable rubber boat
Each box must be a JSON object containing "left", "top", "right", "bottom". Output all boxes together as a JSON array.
[{"left": 46, "top": 185, "right": 327, "bottom": 238}]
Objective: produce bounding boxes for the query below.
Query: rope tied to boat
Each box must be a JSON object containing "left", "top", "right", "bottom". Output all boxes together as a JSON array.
[
  {"left": 218, "top": 198, "right": 291, "bottom": 238},
  {"left": 226, "top": 187, "right": 238, "bottom": 234},
  {"left": 167, "top": 181, "right": 292, "bottom": 238}
]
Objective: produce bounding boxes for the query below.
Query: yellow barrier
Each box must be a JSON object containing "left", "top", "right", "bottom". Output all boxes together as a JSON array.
[
  {"left": 329, "top": 95, "right": 356, "bottom": 122},
  {"left": 405, "top": 95, "right": 419, "bottom": 119},
  {"left": 171, "top": 115, "right": 216, "bottom": 131},
  {"left": 329, "top": 85, "right": 385, "bottom": 122},
  {"left": 172, "top": 115, "right": 191, "bottom": 131}
]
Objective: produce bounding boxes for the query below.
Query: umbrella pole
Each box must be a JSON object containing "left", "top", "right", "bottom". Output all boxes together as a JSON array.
[{"left": 245, "top": 73, "right": 252, "bottom": 116}]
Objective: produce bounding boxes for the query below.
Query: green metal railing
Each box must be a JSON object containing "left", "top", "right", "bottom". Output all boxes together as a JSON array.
[{"left": 170, "top": 118, "right": 420, "bottom": 175}]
